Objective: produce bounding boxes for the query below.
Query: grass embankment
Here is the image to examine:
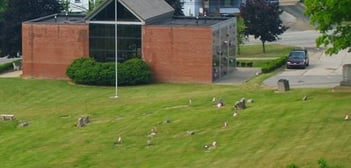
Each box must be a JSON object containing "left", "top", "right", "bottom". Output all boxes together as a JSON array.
[
  {"left": 1, "top": 78, "right": 351, "bottom": 167},
  {"left": 237, "top": 44, "right": 294, "bottom": 67}
]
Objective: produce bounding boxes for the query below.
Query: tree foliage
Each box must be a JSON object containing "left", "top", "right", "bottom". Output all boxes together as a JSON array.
[
  {"left": 305, "top": 0, "right": 351, "bottom": 55},
  {"left": 165, "top": 0, "right": 184, "bottom": 16},
  {"left": 237, "top": 17, "right": 247, "bottom": 55},
  {"left": 240, "top": 0, "right": 288, "bottom": 53},
  {"left": 0, "top": 0, "right": 8, "bottom": 13},
  {"left": 0, "top": 0, "right": 62, "bottom": 56}
]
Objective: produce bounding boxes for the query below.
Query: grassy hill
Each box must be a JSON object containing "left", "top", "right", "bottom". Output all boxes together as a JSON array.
[{"left": 0, "top": 78, "right": 350, "bottom": 167}]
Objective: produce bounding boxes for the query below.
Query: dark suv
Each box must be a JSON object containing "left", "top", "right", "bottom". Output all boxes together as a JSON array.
[{"left": 286, "top": 48, "right": 309, "bottom": 69}]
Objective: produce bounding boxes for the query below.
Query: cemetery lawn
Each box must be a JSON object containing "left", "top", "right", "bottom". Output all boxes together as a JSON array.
[{"left": 1, "top": 78, "right": 351, "bottom": 168}]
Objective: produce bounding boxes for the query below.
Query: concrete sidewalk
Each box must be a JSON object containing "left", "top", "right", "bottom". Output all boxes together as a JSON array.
[
  {"left": 0, "top": 70, "right": 22, "bottom": 78},
  {"left": 215, "top": 67, "right": 261, "bottom": 85}
]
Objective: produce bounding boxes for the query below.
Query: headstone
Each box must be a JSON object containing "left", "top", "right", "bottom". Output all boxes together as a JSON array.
[
  {"left": 187, "top": 130, "right": 195, "bottom": 136},
  {"left": 345, "top": 113, "right": 349, "bottom": 121},
  {"left": 240, "top": 98, "right": 246, "bottom": 108},
  {"left": 76, "top": 115, "right": 90, "bottom": 127},
  {"left": 211, "top": 141, "right": 217, "bottom": 148},
  {"left": 277, "top": 79, "right": 290, "bottom": 92},
  {"left": 217, "top": 103, "right": 223, "bottom": 108},
  {"left": 223, "top": 121, "right": 228, "bottom": 128},
  {"left": 234, "top": 98, "right": 246, "bottom": 110},
  {"left": 247, "top": 99, "right": 254, "bottom": 103},
  {"left": 151, "top": 127, "right": 157, "bottom": 133},
  {"left": 207, "top": 141, "right": 217, "bottom": 150},
  {"left": 217, "top": 98, "right": 224, "bottom": 108},
  {"left": 117, "top": 136, "right": 122, "bottom": 144},
  {"left": 83, "top": 116, "right": 90, "bottom": 124},
  {"left": 340, "top": 64, "right": 351, "bottom": 86},
  {"left": 1, "top": 114, "right": 16, "bottom": 120},
  {"left": 212, "top": 97, "right": 216, "bottom": 102},
  {"left": 148, "top": 132, "right": 157, "bottom": 138},
  {"left": 76, "top": 117, "right": 85, "bottom": 127},
  {"left": 302, "top": 96, "right": 308, "bottom": 101},
  {"left": 18, "top": 121, "right": 29, "bottom": 128}
]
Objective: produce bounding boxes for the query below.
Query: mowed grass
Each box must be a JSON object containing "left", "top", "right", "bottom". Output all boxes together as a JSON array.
[
  {"left": 1, "top": 78, "right": 351, "bottom": 168},
  {"left": 238, "top": 44, "right": 294, "bottom": 58},
  {"left": 237, "top": 44, "right": 295, "bottom": 68}
]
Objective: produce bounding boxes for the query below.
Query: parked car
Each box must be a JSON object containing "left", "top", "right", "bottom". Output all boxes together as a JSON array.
[{"left": 286, "top": 48, "right": 309, "bottom": 69}]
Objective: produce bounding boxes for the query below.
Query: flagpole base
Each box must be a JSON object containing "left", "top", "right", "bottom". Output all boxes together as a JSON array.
[{"left": 110, "top": 95, "right": 119, "bottom": 99}]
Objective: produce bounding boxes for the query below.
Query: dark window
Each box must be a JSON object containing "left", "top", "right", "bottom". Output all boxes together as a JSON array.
[
  {"left": 89, "top": 24, "right": 141, "bottom": 62},
  {"left": 89, "top": 0, "right": 142, "bottom": 62}
]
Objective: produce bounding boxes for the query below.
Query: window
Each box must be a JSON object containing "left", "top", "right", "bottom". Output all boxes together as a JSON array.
[
  {"left": 75, "top": 0, "right": 81, "bottom": 3},
  {"left": 89, "top": 24, "right": 141, "bottom": 62}
]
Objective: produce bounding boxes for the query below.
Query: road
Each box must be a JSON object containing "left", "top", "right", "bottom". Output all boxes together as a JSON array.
[{"left": 247, "top": 30, "right": 320, "bottom": 48}]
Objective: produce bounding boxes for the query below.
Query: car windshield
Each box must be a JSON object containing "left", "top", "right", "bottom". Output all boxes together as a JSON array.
[{"left": 289, "top": 51, "right": 305, "bottom": 58}]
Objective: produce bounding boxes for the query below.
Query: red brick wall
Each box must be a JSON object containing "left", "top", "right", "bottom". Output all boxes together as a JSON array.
[
  {"left": 142, "top": 26, "right": 213, "bottom": 83},
  {"left": 22, "top": 23, "right": 89, "bottom": 79}
]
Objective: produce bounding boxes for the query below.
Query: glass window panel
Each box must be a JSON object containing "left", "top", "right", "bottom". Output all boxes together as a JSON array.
[{"left": 89, "top": 24, "right": 141, "bottom": 62}]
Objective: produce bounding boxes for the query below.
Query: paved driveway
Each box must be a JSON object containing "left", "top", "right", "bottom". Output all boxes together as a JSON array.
[
  {"left": 263, "top": 49, "right": 351, "bottom": 88},
  {"left": 259, "top": 4, "right": 351, "bottom": 88}
]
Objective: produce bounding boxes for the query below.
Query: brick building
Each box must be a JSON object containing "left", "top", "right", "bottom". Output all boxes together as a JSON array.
[
  {"left": 22, "top": 0, "right": 237, "bottom": 83},
  {"left": 22, "top": 14, "right": 89, "bottom": 79}
]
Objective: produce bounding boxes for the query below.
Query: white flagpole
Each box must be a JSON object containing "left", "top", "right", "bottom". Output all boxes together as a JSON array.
[{"left": 113, "top": 0, "right": 118, "bottom": 98}]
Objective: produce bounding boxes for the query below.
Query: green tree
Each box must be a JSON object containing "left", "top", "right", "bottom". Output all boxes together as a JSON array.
[
  {"left": 0, "top": 0, "right": 8, "bottom": 56},
  {"left": 0, "top": 0, "right": 8, "bottom": 13},
  {"left": 0, "top": 0, "right": 62, "bottom": 56},
  {"left": 165, "top": 0, "right": 184, "bottom": 16},
  {"left": 240, "top": 0, "right": 288, "bottom": 53},
  {"left": 237, "top": 17, "right": 247, "bottom": 55},
  {"left": 305, "top": 0, "right": 351, "bottom": 55},
  {"left": 89, "top": 0, "right": 105, "bottom": 11}
]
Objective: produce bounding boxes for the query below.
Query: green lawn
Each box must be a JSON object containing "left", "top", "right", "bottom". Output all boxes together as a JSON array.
[
  {"left": 238, "top": 44, "right": 294, "bottom": 59},
  {"left": 236, "top": 44, "right": 294, "bottom": 68},
  {"left": 1, "top": 78, "right": 351, "bottom": 167}
]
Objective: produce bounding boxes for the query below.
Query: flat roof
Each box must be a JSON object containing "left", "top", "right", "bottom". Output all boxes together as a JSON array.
[
  {"left": 24, "top": 13, "right": 86, "bottom": 24},
  {"left": 153, "top": 16, "right": 230, "bottom": 27}
]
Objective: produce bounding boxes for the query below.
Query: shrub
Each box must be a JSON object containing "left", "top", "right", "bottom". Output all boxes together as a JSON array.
[
  {"left": 118, "top": 58, "right": 153, "bottom": 85},
  {"left": 0, "top": 62, "right": 14, "bottom": 73},
  {"left": 66, "top": 57, "right": 152, "bottom": 86},
  {"left": 261, "top": 55, "right": 287, "bottom": 73},
  {"left": 0, "top": 59, "right": 22, "bottom": 73},
  {"left": 286, "top": 163, "right": 299, "bottom": 168}
]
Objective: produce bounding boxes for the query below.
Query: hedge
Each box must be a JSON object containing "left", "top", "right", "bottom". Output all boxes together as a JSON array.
[
  {"left": 66, "top": 57, "right": 152, "bottom": 86},
  {"left": 0, "top": 59, "right": 22, "bottom": 74},
  {"left": 261, "top": 55, "right": 287, "bottom": 73}
]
